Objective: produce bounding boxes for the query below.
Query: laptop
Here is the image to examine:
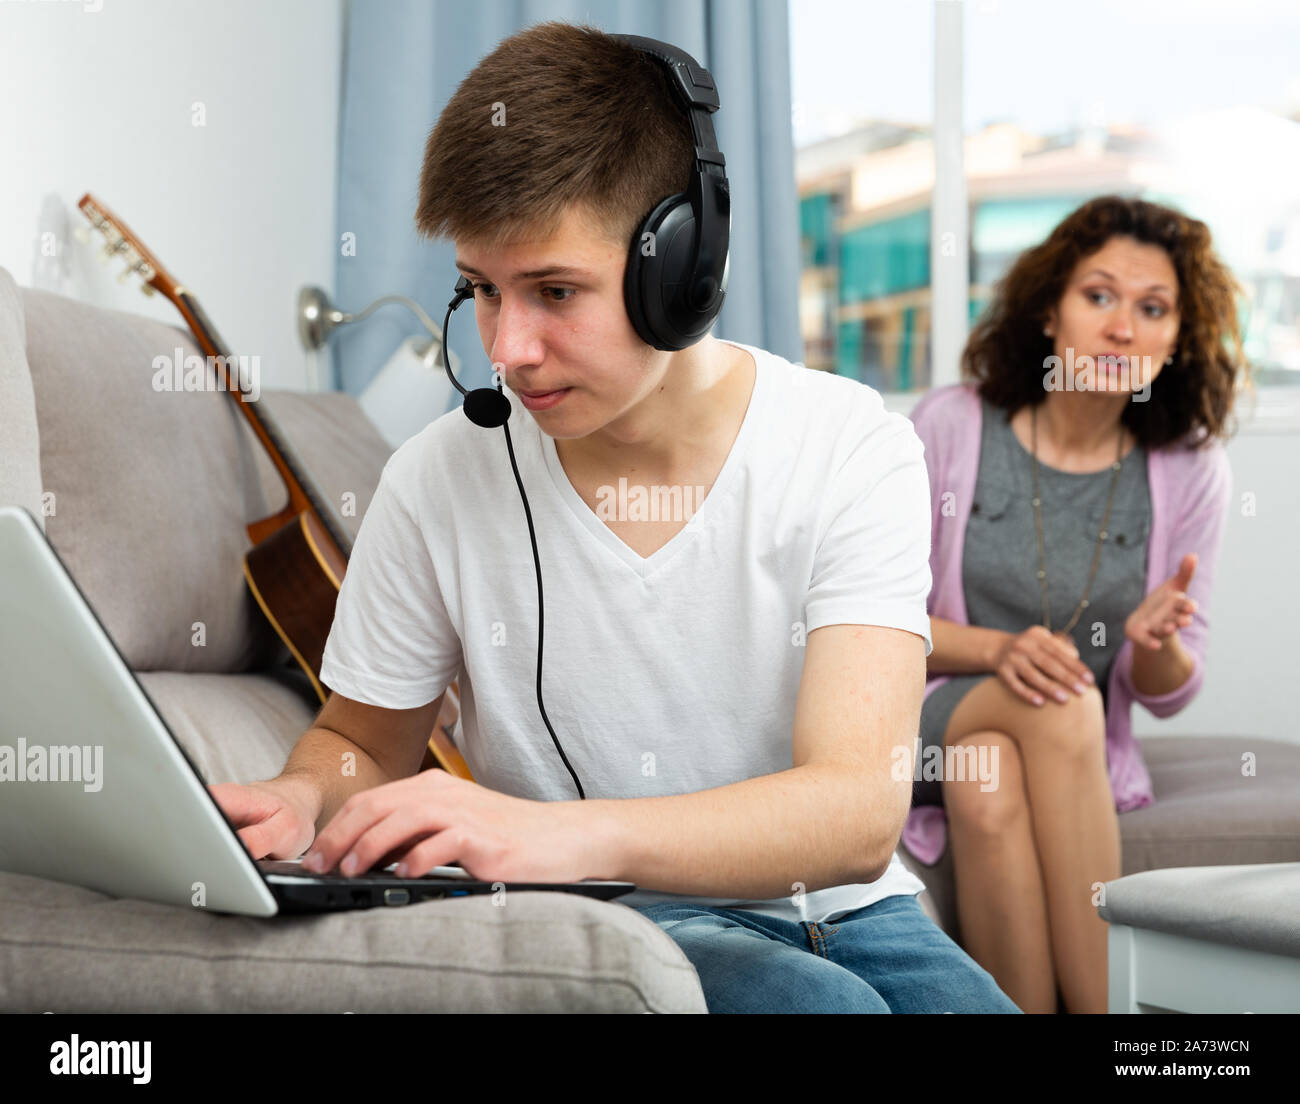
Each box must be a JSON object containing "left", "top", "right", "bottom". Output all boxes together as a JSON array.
[{"left": 0, "top": 504, "right": 635, "bottom": 915}]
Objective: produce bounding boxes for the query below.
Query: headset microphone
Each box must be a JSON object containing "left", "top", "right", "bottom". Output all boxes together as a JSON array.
[{"left": 440, "top": 276, "right": 511, "bottom": 429}]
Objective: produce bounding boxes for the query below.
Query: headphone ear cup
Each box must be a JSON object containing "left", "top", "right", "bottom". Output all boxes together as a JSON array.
[
  {"left": 624, "top": 194, "right": 723, "bottom": 351},
  {"left": 624, "top": 195, "right": 685, "bottom": 351}
]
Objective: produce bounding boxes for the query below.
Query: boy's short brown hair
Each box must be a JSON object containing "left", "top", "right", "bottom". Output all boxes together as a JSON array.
[{"left": 415, "top": 21, "right": 696, "bottom": 255}]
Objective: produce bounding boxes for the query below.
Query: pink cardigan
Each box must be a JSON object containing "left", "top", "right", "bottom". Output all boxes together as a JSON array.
[{"left": 901, "top": 382, "right": 1234, "bottom": 866}]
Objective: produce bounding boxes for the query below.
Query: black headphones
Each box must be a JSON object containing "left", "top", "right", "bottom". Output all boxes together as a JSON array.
[
  {"left": 435, "top": 35, "right": 730, "bottom": 798},
  {"left": 615, "top": 34, "right": 732, "bottom": 352}
]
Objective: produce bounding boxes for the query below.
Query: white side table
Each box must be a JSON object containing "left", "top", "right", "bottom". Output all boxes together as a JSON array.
[{"left": 1101, "top": 863, "right": 1300, "bottom": 1013}]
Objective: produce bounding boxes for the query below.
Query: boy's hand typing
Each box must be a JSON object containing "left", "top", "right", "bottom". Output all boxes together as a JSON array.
[
  {"left": 209, "top": 778, "right": 319, "bottom": 861},
  {"left": 299, "top": 769, "right": 609, "bottom": 884}
]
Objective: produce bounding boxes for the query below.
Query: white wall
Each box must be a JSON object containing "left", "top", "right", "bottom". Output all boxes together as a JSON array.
[
  {"left": 1163, "top": 421, "right": 1300, "bottom": 747},
  {"left": 0, "top": 0, "right": 344, "bottom": 391}
]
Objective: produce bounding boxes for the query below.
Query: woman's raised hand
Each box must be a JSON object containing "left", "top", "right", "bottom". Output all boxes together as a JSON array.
[
  {"left": 1126, "top": 552, "right": 1198, "bottom": 651},
  {"left": 991, "top": 624, "right": 1097, "bottom": 707}
]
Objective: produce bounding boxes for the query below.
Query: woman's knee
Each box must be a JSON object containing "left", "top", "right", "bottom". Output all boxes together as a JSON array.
[
  {"left": 941, "top": 731, "right": 1029, "bottom": 836},
  {"left": 1018, "top": 684, "right": 1107, "bottom": 761}
]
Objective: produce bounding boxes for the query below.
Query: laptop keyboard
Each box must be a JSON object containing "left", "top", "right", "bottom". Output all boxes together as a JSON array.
[{"left": 256, "top": 859, "right": 474, "bottom": 881}]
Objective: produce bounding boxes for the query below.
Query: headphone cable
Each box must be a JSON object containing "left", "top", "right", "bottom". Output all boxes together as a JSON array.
[{"left": 500, "top": 417, "right": 586, "bottom": 799}]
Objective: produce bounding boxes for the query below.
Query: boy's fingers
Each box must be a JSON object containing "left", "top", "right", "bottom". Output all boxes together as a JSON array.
[{"left": 209, "top": 783, "right": 274, "bottom": 826}]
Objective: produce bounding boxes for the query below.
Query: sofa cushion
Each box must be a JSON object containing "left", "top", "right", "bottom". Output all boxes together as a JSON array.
[
  {"left": 1120, "top": 736, "right": 1300, "bottom": 872},
  {"left": 0, "top": 269, "right": 44, "bottom": 531},
  {"left": 257, "top": 389, "right": 394, "bottom": 539},
  {"left": 0, "top": 869, "right": 707, "bottom": 1013},
  {"left": 135, "top": 668, "right": 319, "bottom": 786},
  {"left": 23, "top": 287, "right": 286, "bottom": 673},
  {"left": 1098, "top": 862, "right": 1300, "bottom": 958},
  {"left": 21, "top": 284, "right": 392, "bottom": 676}
]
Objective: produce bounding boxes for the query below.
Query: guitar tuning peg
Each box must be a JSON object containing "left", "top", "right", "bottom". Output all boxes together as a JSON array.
[
  {"left": 73, "top": 225, "right": 92, "bottom": 246},
  {"left": 99, "top": 229, "right": 124, "bottom": 261},
  {"left": 117, "top": 248, "right": 142, "bottom": 282},
  {"left": 140, "top": 284, "right": 156, "bottom": 297}
]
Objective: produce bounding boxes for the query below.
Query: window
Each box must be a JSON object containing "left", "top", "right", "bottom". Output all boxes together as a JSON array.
[{"left": 792, "top": 0, "right": 1300, "bottom": 394}]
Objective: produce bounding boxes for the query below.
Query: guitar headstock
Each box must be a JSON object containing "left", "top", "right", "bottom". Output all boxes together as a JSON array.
[{"left": 76, "top": 193, "right": 179, "bottom": 302}]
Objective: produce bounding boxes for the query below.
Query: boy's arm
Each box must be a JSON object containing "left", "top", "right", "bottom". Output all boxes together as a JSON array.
[
  {"left": 256, "top": 686, "right": 449, "bottom": 842},
  {"left": 273, "top": 690, "right": 448, "bottom": 831},
  {"left": 291, "top": 627, "right": 924, "bottom": 890},
  {"left": 213, "top": 688, "right": 450, "bottom": 862},
  {"left": 588, "top": 622, "right": 924, "bottom": 897}
]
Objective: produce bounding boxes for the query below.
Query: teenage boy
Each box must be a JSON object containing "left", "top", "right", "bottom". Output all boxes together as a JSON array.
[{"left": 213, "top": 21, "right": 1020, "bottom": 1015}]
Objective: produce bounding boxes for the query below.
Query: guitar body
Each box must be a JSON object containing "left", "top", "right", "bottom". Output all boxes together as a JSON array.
[
  {"left": 78, "top": 192, "right": 471, "bottom": 783},
  {"left": 242, "top": 510, "right": 344, "bottom": 704},
  {"left": 243, "top": 511, "right": 471, "bottom": 780}
]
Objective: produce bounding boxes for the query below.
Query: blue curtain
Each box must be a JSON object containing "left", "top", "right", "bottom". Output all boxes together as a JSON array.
[{"left": 333, "top": 0, "right": 800, "bottom": 400}]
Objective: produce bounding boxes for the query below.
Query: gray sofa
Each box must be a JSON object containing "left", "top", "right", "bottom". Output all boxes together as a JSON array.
[{"left": 0, "top": 266, "right": 705, "bottom": 1013}]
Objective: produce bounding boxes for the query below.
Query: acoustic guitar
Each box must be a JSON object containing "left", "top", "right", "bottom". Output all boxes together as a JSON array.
[{"left": 77, "top": 193, "right": 471, "bottom": 779}]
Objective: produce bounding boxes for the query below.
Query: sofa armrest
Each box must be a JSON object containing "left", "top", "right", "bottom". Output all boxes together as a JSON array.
[{"left": 0, "top": 267, "right": 44, "bottom": 530}]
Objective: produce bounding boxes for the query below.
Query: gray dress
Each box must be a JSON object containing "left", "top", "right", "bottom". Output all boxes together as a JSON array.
[{"left": 912, "top": 395, "right": 1152, "bottom": 807}]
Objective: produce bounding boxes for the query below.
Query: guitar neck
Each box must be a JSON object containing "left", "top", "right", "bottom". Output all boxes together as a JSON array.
[
  {"left": 176, "top": 290, "right": 355, "bottom": 559},
  {"left": 77, "top": 192, "right": 354, "bottom": 559}
]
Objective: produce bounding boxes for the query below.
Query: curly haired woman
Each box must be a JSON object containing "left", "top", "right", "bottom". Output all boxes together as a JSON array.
[{"left": 904, "top": 195, "right": 1253, "bottom": 1013}]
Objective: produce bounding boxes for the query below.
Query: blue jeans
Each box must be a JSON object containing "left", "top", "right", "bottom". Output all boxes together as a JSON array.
[{"left": 634, "top": 892, "right": 1022, "bottom": 1014}]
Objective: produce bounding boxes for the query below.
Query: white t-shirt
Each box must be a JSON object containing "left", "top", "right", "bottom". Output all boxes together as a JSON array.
[{"left": 319, "top": 340, "right": 933, "bottom": 924}]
